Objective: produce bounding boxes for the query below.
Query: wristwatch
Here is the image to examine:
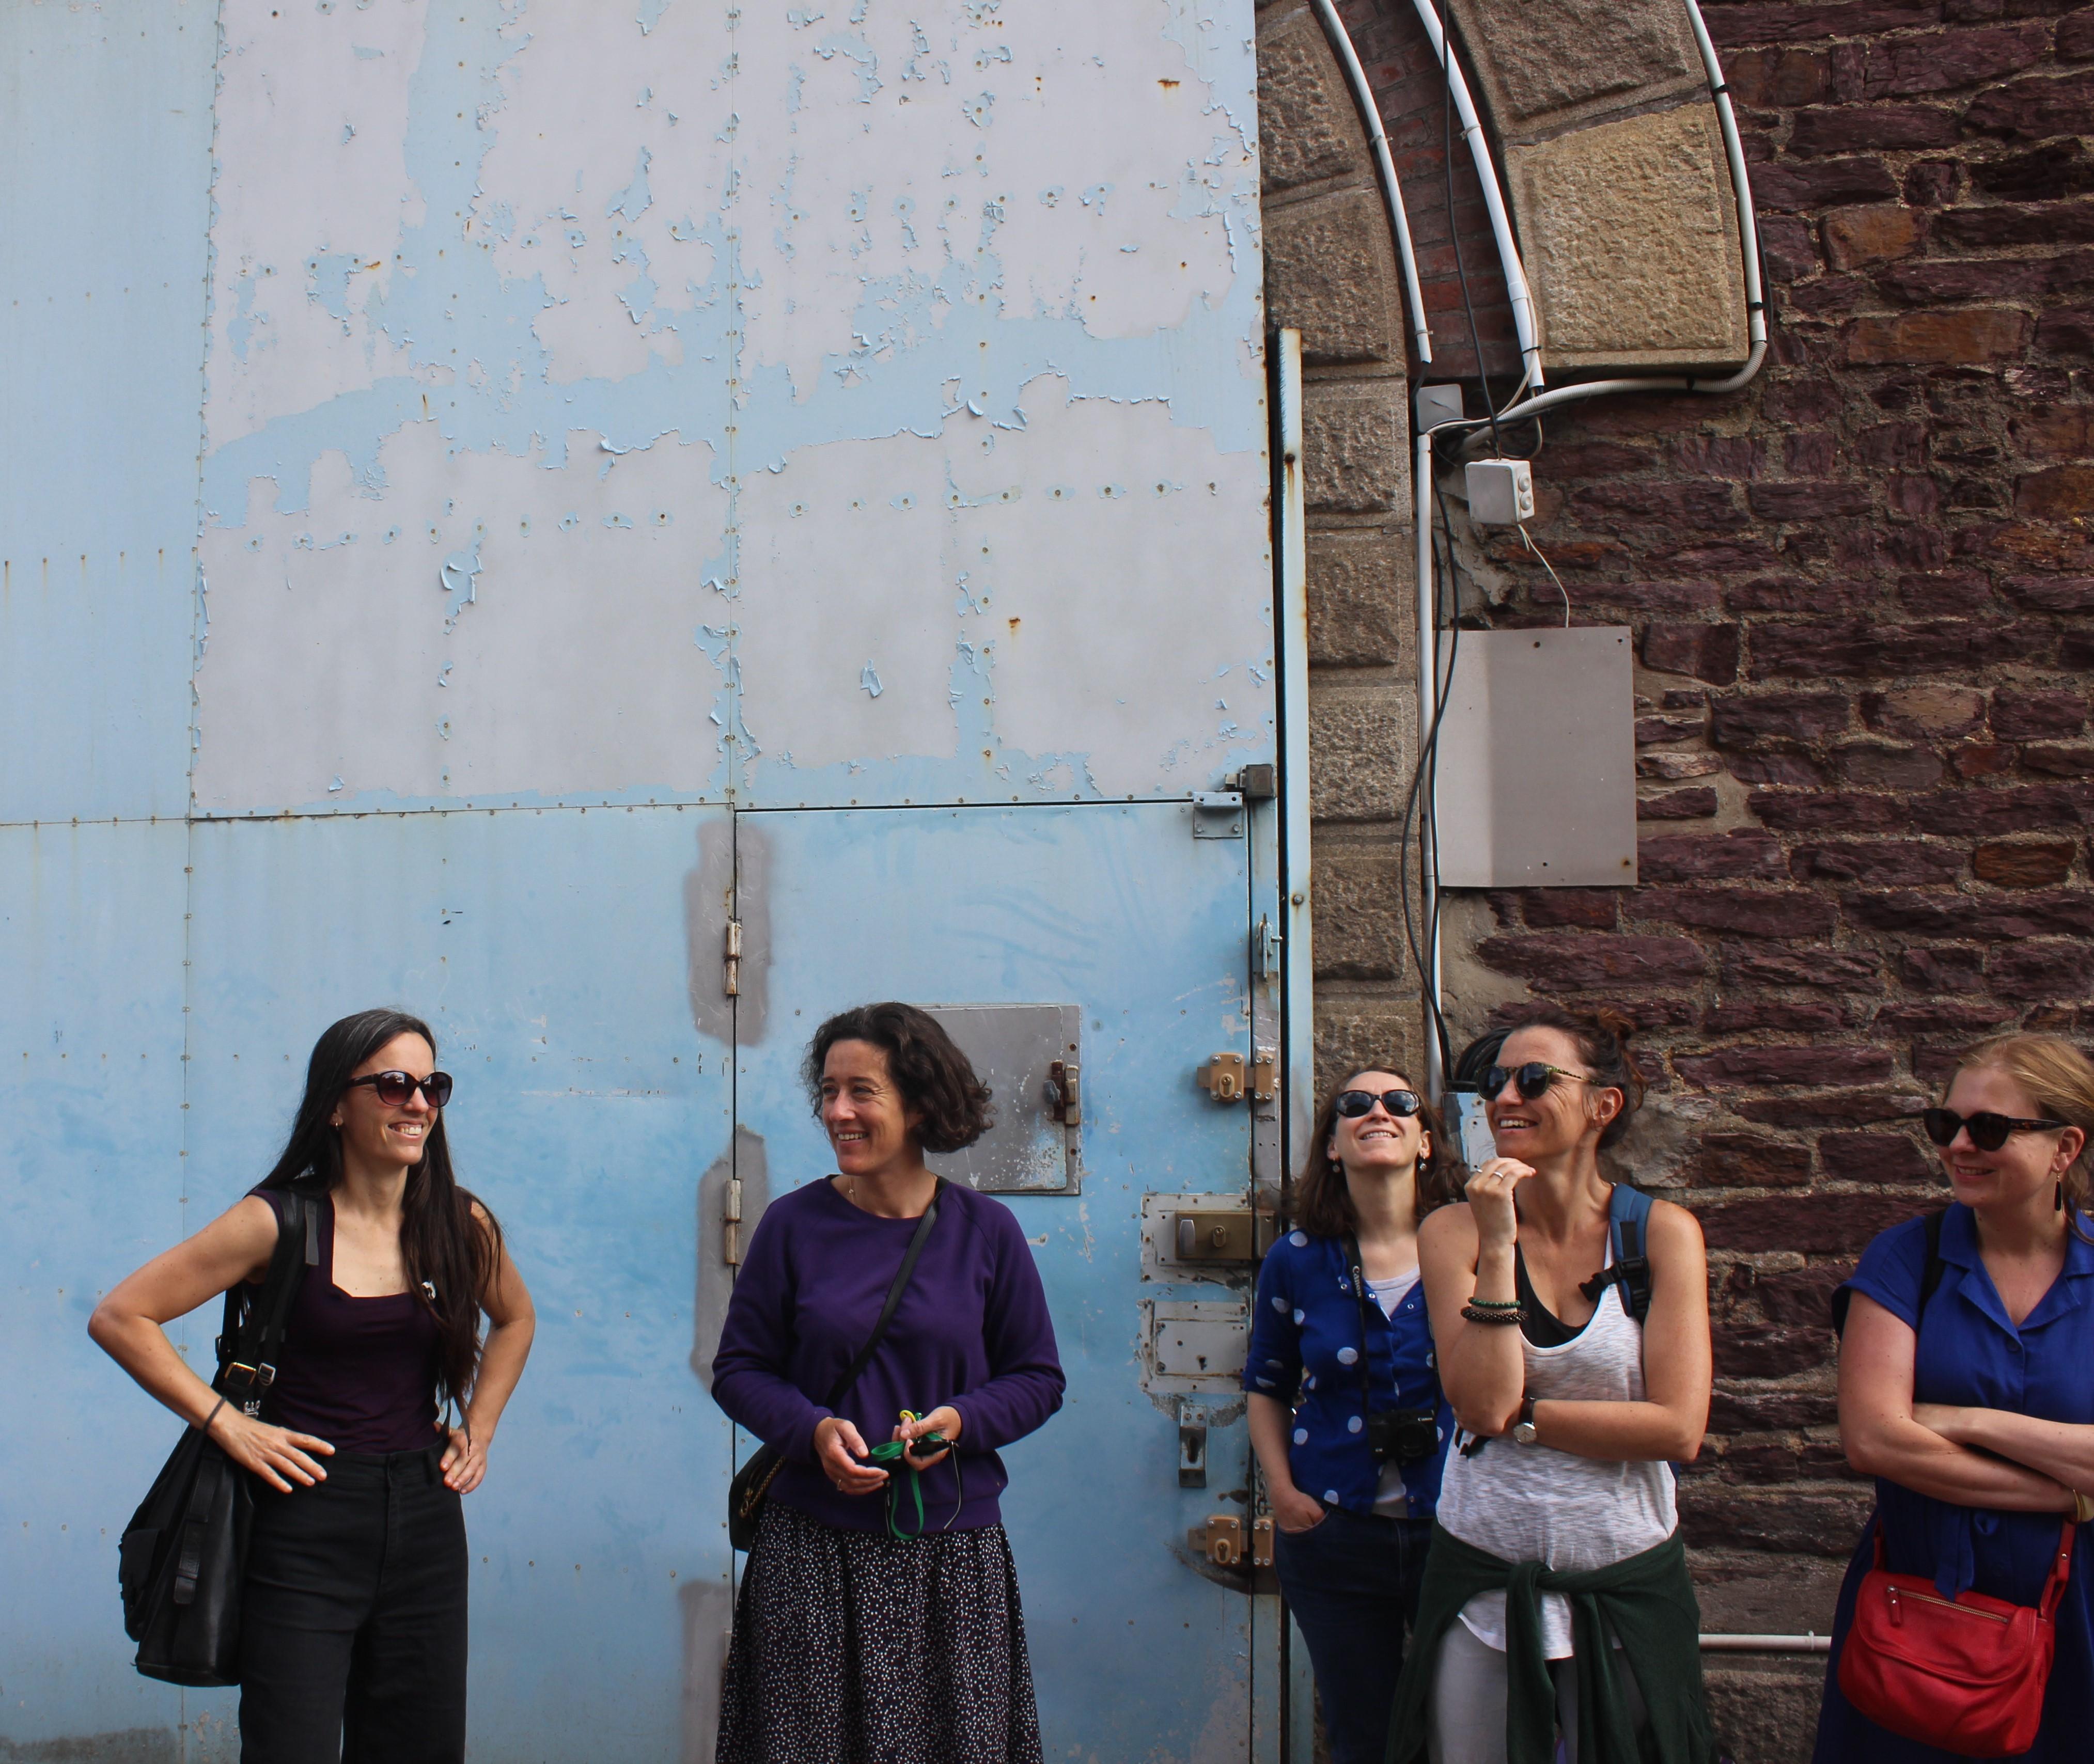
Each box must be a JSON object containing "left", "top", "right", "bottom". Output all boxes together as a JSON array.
[{"left": 1511, "top": 1397, "right": 1539, "bottom": 1446}]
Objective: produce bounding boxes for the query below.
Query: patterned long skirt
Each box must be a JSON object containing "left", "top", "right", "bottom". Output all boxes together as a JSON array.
[{"left": 716, "top": 1501, "right": 1045, "bottom": 1764}]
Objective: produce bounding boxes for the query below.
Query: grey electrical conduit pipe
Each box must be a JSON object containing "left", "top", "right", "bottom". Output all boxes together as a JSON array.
[{"left": 1309, "top": 0, "right": 1434, "bottom": 367}]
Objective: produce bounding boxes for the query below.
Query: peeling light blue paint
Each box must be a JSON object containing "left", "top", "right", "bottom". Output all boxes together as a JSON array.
[
  {"left": 440, "top": 544, "right": 481, "bottom": 632},
  {"left": 635, "top": 0, "right": 671, "bottom": 35},
  {"left": 860, "top": 662, "right": 883, "bottom": 699},
  {"left": 814, "top": 35, "right": 882, "bottom": 103},
  {"left": 607, "top": 147, "right": 653, "bottom": 221}
]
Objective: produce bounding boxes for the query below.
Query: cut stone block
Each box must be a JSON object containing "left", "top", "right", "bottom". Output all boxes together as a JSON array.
[
  {"left": 1445, "top": 0, "right": 1705, "bottom": 137},
  {"left": 1256, "top": 5, "right": 1361, "bottom": 193},
  {"left": 1307, "top": 532, "right": 1413, "bottom": 668},
  {"left": 1264, "top": 186, "right": 1402, "bottom": 366},
  {"left": 1303, "top": 382, "right": 1409, "bottom": 514},
  {"left": 1506, "top": 103, "right": 1751, "bottom": 373}
]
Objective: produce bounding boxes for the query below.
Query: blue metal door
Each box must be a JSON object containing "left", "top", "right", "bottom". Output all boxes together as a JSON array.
[
  {"left": 178, "top": 805, "right": 739, "bottom": 1761},
  {"left": 730, "top": 802, "right": 1278, "bottom": 1761}
]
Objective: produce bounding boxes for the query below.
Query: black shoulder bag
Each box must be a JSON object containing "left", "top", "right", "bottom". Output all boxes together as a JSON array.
[
  {"left": 729, "top": 1182, "right": 944, "bottom": 1552},
  {"left": 120, "top": 1185, "right": 319, "bottom": 1686}
]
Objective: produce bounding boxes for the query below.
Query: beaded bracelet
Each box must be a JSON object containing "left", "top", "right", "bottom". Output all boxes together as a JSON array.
[
  {"left": 1461, "top": 1303, "right": 1526, "bottom": 1325},
  {"left": 1466, "top": 1297, "right": 1521, "bottom": 1309}
]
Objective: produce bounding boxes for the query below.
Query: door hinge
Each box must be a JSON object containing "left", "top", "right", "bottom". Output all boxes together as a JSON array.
[
  {"left": 1191, "top": 790, "right": 1244, "bottom": 839},
  {"left": 723, "top": 918, "right": 743, "bottom": 997},
  {"left": 723, "top": 1176, "right": 743, "bottom": 1266},
  {"left": 1255, "top": 913, "right": 1282, "bottom": 981}
]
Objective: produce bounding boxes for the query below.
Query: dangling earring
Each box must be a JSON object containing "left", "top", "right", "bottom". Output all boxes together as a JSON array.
[{"left": 2056, "top": 1178, "right": 2065, "bottom": 1213}]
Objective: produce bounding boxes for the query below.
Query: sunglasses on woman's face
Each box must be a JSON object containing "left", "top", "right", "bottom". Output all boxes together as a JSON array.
[
  {"left": 1921, "top": 1107, "right": 2067, "bottom": 1152},
  {"left": 1335, "top": 1088, "right": 1423, "bottom": 1120},
  {"left": 1484, "top": 1062, "right": 1599, "bottom": 1102},
  {"left": 346, "top": 1069, "right": 454, "bottom": 1109}
]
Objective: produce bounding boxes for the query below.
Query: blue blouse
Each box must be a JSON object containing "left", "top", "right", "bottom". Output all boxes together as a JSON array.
[
  {"left": 1240, "top": 1228, "right": 1451, "bottom": 1519},
  {"left": 1815, "top": 1205, "right": 2094, "bottom": 1763}
]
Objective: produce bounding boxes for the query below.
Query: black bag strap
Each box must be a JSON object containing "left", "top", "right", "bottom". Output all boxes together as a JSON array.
[
  {"left": 1831, "top": 1207, "right": 1946, "bottom": 1336},
  {"left": 821, "top": 1181, "right": 944, "bottom": 1413},
  {"left": 215, "top": 1184, "right": 321, "bottom": 1415},
  {"left": 1342, "top": 1235, "right": 1381, "bottom": 1412}
]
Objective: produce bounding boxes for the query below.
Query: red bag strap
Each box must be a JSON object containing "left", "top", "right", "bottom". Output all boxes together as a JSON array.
[{"left": 2039, "top": 1521, "right": 2076, "bottom": 1621}]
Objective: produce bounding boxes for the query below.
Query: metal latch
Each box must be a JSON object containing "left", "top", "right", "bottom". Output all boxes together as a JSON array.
[
  {"left": 1173, "top": 1204, "right": 1277, "bottom": 1264},
  {"left": 1249, "top": 1050, "right": 1277, "bottom": 1103},
  {"left": 1255, "top": 914, "right": 1282, "bottom": 980},
  {"left": 1197, "top": 1053, "right": 1245, "bottom": 1101},
  {"left": 1192, "top": 791, "right": 1244, "bottom": 839},
  {"left": 1044, "top": 1059, "right": 1081, "bottom": 1126},
  {"left": 723, "top": 1177, "right": 743, "bottom": 1266},
  {"left": 1178, "top": 1397, "right": 1207, "bottom": 1488},
  {"left": 1228, "top": 763, "right": 1277, "bottom": 801},
  {"left": 1189, "top": 1514, "right": 1275, "bottom": 1568},
  {"left": 724, "top": 919, "right": 743, "bottom": 997}
]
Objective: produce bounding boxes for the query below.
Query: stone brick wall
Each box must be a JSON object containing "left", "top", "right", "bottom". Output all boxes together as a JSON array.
[{"left": 1261, "top": 2, "right": 2094, "bottom": 1758}]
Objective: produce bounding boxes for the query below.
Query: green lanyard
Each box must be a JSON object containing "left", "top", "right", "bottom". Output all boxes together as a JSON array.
[{"left": 863, "top": 1412, "right": 954, "bottom": 1540}]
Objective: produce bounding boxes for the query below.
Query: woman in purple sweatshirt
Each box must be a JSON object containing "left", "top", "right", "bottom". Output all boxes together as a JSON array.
[{"left": 712, "top": 1002, "right": 1066, "bottom": 1764}]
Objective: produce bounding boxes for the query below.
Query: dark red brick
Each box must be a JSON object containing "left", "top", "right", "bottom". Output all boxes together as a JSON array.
[
  {"left": 1988, "top": 939, "right": 2094, "bottom": 998},
  {"left": 1678, "top": 1486, "right": 1876, "bottom": 1556},
  {"left": 1693, "top": 1135, "right": 1816, "bottom": 1189},
  {"left": 1709, "top": 1390, "right": 1840, "bottom": 1433},
  {"left": 2003, "top": 576, "right": 2094, "bottom": 613},
  {"left": 1876, "top": 998, "right": 2018, "bottom": 1033},
  {"left": 2036, "top": 309, "right": 2094, "bottom": 356},
  {"left": 1726, "top": 46, "right": 1833, "bottom": 107},
  {"left": 2019, "top": 466, "right": 2094, "bottom": 520},
  {"left": 1639, "top": 831, "right": 1787, "bottom": 881},
  {"left": 1476, "top": 933, "right": 1709, "bottom": 989},
  {"left": 1819, "top": 1132, "right": 1937, "bottom": 1183},
  {"left": 1699, "top": 1190, "right": 1934, "bottom": 1254},
  {"left": 1644, "top": 622, "right": 1743, "bottom": 684},
  {"left": 1970, "top": 143, "right": 2094, "bottom": 203},
  {"left": 1905, "top": 782, "right": 2094, "bottom": 834},
  {"left": 1754, "top": 1263, "right": 1856, "bottom": 1329},
  {"left": 1747, "top": 789, "right": 1910, "bottom": 831},
  {"left": 1755, "top": 158, "right": 1905, "bottom": 212},
  {"left": 1991, "top": 688, "right": 2090, "bottom": 739},
  {"left": 1710, "top": 691, "right": 1850, "bottom": 749},
  {"left": 1838, "top": 744, "right": 1947, "bottom": 789},
  {"left": 1748, "top": 619, "right": 2024, "bottom": 679},
  {"left": 1714, "top": 1325, "right": 1838, "bottom": 1379},
  {"left": 2062, "top": 7, "right": 2094, "bottom": 61},
  {"left": 1730, "top": 753, "right": 1832, "bottom": 787},
  {"left": 1638, "top": 788, "right": 1720, "bottom": 821},
  {"left": 1901, "top": 946, "right": 1989, "bottom": 993},
  {"left": 1705, "top": 998, "right": 1853, "bottom": 1034},
  {"left": 1790, "top": 105, "right": 1961, "bottom": 156},
  {"left": 2023, "top": 744, "right": 2094, "bottom": 777},
  {"left": 1973, "top": 839, "right": 2076, "bottom": 884},
  {"left": 1966, "top": 69, "right": 2094, "bottom": 139},
  {"left": 1677, "top": 1046, "right": 1895, "bottom": 1088},
  {"left": 1847, "top": 887, "right": 2094, "bottom": 938},
  {"left": 1936, "top": 200, "right": 2094, "bottom": 250},
  {"left": 1862, "top": 23, "right": 2050, "bottom": 97},
  {"left": 1747, "top": 480, "right": 1877, "bottom": 520},
  {"left": 1705, "top": 4, "right": 1945, "bottom": 49},
  {"left": 1789, "top": 840, "right": 1964, "bottom": 884},
  {"left": 1845, "top": 308, "right": 2034, "bottom": 365},
  {"left": 1642, "top": 887, "right": 1840, "bottom": 938},
  {"left": 1521, "top": 890, "right": 1620, "bottom": 930},
  {"left": 1862, "top": 685, "right": 1986, "bottom": 738},
  {"left": 1736, "top": 1089, "right": 1928, "bottom": 1126}
]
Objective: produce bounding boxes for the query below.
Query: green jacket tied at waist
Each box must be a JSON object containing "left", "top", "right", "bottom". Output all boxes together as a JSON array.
[{"left": 1385, "top": 1524, "right": 1714, "bottom": 1764}]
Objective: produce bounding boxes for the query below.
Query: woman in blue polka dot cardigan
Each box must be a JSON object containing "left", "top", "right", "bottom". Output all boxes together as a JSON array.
[{"left": 1244, "top": 1066, "right": 1465, "bottom": 1764}]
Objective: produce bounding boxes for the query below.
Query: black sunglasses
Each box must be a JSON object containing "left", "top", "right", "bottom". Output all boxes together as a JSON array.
[
  {"left": 1484, "top": 1062, "right": 1603, "bottom": 1102},
  {"left": 346, "top": 1070, "right": 454, "bottom": 1109},
  {"left": 1335, "top": 1088, "right": 1424, "bottom": 1120},
  {"left": 1921, "top": 1107, "right": 2067, "bottom": 1153}
]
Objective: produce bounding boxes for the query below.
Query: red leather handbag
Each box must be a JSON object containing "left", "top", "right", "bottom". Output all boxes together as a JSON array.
[{"left": 1838, "top": 1518, "right": 2075, "bottom": 1758}]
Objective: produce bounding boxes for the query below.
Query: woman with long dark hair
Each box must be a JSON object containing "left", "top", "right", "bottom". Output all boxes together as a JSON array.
[
  {"left": 712, "top": 1002, "right": 1064, "bottom": 1764},
  {"left": 90, "top": 1009, "right": 535, "bottom": 1763},
  {"left": 1243, "top": 1066, "right": 1464, "bottom": 1764},
  {"left": 1390, "top": 1004, "right": 1714, "bottom": 1764}
]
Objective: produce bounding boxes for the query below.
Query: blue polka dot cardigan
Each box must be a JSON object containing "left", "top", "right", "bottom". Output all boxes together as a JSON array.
[{"left": 1239, "top": 1228, "right": 1453, "bottom": 1519}]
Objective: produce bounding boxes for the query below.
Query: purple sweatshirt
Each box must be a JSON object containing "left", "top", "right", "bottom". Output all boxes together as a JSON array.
[{"left": 711, "top": 1177, "right": 1065, "bottom": 1533}]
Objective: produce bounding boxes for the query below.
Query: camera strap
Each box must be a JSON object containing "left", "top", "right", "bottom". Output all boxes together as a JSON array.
[{"left": 1343, "top": 1235, "right": 1380, "bottom": 1414}]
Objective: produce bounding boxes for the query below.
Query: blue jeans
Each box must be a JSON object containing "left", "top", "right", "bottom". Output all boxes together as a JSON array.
[{"left": 1275, "top": 1506, "right": 1432, "bottom": 1764}]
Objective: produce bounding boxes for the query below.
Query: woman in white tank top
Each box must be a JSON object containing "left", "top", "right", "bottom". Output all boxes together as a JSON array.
[{"left": 1396, "top": 1007, "right": 1715, "bottom": 1764}]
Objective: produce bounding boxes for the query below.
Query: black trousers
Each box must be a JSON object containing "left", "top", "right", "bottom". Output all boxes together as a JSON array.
[{"left": 238, "top": 1446, "right": 468, "bottom": 1764}]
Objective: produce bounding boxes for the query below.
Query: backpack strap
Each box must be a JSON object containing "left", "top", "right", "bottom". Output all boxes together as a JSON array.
[
  {"left": 1579, "top": 1182, "right": 1654, "bottom": 1325},
  {"left": 215, "top": 1185, "right": 319, "bottom": 1418}
]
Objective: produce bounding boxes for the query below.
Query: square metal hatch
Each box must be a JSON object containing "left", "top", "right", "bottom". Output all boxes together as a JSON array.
[
  {"left": 921, "top": 1003, "right": 1083, "bottom": 1194},
  {"left": 1434, "top": 626, "right": 1637, "bottom": 887}
]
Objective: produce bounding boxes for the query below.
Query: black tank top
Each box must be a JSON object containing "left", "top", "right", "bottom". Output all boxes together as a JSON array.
[{"left": 254, "top": 1188, "right": 444, "bottom": 1455}]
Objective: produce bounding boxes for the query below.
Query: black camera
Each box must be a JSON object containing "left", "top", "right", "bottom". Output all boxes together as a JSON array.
[{"left": 1364, "top": 1408, "right": 1439, "bottom": 1465}]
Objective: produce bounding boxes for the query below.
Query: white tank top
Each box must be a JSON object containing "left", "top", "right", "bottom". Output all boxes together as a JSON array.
[{"left": 1433, "top": 1255, "right": 1677, "bottom": 1659}]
